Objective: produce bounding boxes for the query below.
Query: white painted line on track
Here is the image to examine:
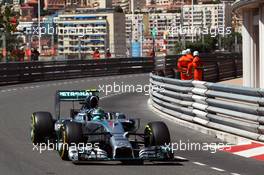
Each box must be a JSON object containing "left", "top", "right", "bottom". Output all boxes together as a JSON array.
[
  {"left": 230, "top": 173, "right": 241, "bottom": 175},
  {"left": 0, "top": 74, "right": 147, "bottom": 94},
  {"left": 211, "top": 167, "right": 225, "bottom": 172},
  {"left": 193, "top": 162, "right": 206, "bottom": 166},
  {"left": 174, "top": 156, "right": 187, "bottom": 160}
]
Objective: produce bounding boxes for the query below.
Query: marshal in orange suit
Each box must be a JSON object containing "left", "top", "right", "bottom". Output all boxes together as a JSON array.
[
  {"left": 177, "top": 49, "right": 193, "bottom": 80},
  {"left": 187, "top": 51, "right": 203, "bottom": 81}
]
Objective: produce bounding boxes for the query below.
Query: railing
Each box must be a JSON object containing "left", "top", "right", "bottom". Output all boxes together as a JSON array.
[
  {"left": 154, "top": 53, "right": 242, "bottom": 82},
  {"left": 0, "top": 57, "right": 154, "bottom": 86},
  {"left": 149, "top": 73, "right": 264, "bottom": 142},
  {"left": 0, "top": 53, "right": 242, "bottom": 86}
]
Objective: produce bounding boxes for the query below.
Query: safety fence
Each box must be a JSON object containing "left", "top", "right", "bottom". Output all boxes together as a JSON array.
[
  {"left": 0, "top": 53, "right": 241, "bottom": 86},
  {"left": 0, "top": 57, "right": 154, "bottom": 86},
  {"left": 154, "top": 53, "right": 242, "bottom": 82},
  {"left": 149, "top": 73, "right": 264, "bottom": 142}
]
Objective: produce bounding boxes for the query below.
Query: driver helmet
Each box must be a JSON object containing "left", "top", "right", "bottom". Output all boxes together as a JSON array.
[
  {"left": 85, "top": 95, "right": 99, "bottom": 109},
  {"left": 91, "top": 108, "right": 105, "bottom": 121}
]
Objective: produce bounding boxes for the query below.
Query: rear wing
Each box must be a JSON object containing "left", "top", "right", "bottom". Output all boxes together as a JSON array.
[
  {"left": 56, "top": 89, "right": 99, "bottom": 101},
  {"left": 55, "top": 89, "right": 99, "bottom": 119}
]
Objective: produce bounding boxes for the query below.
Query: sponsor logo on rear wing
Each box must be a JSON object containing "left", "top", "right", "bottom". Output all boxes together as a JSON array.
[{"left": 57, "top": 89, "right": 99, "bottom": 101}]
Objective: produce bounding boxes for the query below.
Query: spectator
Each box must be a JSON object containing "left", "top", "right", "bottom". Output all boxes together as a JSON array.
[
  {"left": 105, "top": 48, "right": 111, "bottom": 58},
  {"left": 92, "top": 48, "right": 100, "bottom": 59},
  {"left": 31, "top": 48, "right": 40, "bottom": 61},
  {"left": 149, "top": 50, "right": 155, "bottom": 58},
  {"left": 18, "top": 47, "right": 25, "bottom": 62}
]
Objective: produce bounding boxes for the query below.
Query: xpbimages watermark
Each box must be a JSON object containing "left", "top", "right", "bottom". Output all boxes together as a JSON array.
[
  {"left": 32, "top": 140, "right": 100, "bottom": 154},
  {"left": 28, "top": 24, "right": 232, "bottom": 38},
  {"left": 29, "top": 24, "right": 102, "bottom": 37},
  {"left": 165, "top": 26, "right": 232, "bottom": 38},
  {"left": 98, "top": 82, "right": 165, "bottom": 96},
  {"left": 163, "top": 141, "right": 232, "bottom": 154},
  {"left": 32, "top": 140, "right": 231, "bottom": 154}
]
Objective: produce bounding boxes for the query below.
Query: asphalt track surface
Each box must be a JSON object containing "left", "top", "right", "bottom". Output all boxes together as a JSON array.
[{"left": 0, "top": 73, "right": 263, "bottom": 175}]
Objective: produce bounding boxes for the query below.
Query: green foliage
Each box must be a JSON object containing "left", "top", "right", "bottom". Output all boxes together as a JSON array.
[
  {"left": 222, "top": 32, "right": 242, "bottom": 52},
  {"left": 114, "top": 6, "right": 124, "bottom": 13},
  {"left": 0, "top": 6, "right": 19, "bottom": 33},
  {"left": 174, "top": 32, "right": 242, "bottom": 53},
  {"left": 175, "top": 35, "right": 218, "bottom": 53},
  {"left": 0, "top": 6, "right": 22, "bottom": 58}
]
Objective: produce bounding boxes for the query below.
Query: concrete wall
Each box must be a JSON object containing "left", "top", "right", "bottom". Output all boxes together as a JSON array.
[{"left": 234, "top": 1, "right": 264, "bottom": 88}]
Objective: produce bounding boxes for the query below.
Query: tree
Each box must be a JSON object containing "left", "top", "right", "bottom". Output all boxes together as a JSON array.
[
  {"left": 114, "top": 6, "right": 124, "bottom": 13},
  {"left": 0, "top": 6, "right": 21, "bottom": 61},
  {"left": 184, "top": 35, "right": 217, "bottom": 53},
  {"left": 222, "top": 32, "right": 242, "bottom": 52},
  {"left": 0, "top": 6, "right": 19, "bottom": 33}
]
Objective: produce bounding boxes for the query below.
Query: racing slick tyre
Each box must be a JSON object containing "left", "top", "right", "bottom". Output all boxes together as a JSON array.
[
  {"left": 144, "top": 121, "right": 170, "bottom": 146},
  {"left": 31, "top": 112, "right": 54, "bottom": 145},
  {"left": 58, "top": 122, "right": 84, "bottom": 160}
]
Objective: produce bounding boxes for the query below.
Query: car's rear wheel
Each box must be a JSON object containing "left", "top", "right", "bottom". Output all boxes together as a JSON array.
[
  {"left": 144, "top": 121, "right": 170, "bottom": 146},
  {"left": 58, "top": 122, "right": 84, "bottom": 160},
  {"left": 30, "top": 112, "right": 54, "bottom": 145}
]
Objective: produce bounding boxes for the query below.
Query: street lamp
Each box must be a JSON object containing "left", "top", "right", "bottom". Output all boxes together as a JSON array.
[
  {"left": 38, "top": 0, "right": 41, "bottom": 54},
  {"left": 78, "top": 36, "right": 82, "bottom": 60},
  {"left": 191, "top": 0, "right": 194, "bottom": 42}
]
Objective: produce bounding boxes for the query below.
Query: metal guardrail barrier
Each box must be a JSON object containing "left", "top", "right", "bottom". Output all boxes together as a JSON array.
[
  {"left": 0, "top": 57, "right": 154, "bottom": 86},
  {"left": 149, "top": 73, "right": 264, "bottom": 142}
]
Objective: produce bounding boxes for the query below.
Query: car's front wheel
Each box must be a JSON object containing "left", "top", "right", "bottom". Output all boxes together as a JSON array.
[
  {"left": 144, "top": 121, "right": 170, "bottom": 147},
  {"left": 58, "top": 122, "right": 84, "bottom": 160}
]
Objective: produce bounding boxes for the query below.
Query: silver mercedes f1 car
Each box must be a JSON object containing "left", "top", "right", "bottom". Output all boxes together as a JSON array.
[{"left": 30, "top": 89, "right": 181, "bottom": 164}]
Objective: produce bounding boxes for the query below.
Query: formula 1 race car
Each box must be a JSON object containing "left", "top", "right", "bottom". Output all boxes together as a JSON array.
[{"left": 30, "top": 89, "right": 179, "bottom": 164}]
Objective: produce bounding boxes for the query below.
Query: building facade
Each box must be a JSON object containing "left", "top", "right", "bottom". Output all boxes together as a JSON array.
[
  {"left": 55, "top": 8, "right": 126, "bottom": 58},
  {"left": 125, "top": 2, "right": 231, "bottom": 56},
  {"left": 233, "top": 0, "right": 264, "bottom": 88},
  {"left": 145, "top": 0, "right": 191, "bottom": 10},
  {"left": 44, "top": 0, "right": 112, "bottom": 11},
  {"left": 112, "top": 0, "right": 146, "bottom": 12},
  {"left": 182, "top": 3, "right": 232, "bottom": 40},
  {"left": 126, "top": 12, "right": 181, "bottom": 56}
]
